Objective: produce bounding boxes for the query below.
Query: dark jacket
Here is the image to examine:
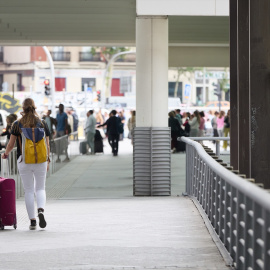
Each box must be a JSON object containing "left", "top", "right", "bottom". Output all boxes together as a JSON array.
[
  {"left": 99, "top": 116, "right": 121, "bottom": 136},
  {"left": 224, "top": 116, "right": 230, "bottom": 128},
  {"left": 168, "top": 117, "right": 181, "bottom": 134}
]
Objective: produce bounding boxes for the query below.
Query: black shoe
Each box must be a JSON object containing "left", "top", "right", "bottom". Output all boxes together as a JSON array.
[
  {"left": 113, "top": 153, "right": 118, "bottom": 156},
  {"left": 29, "top": 219, "right": 37, "bottom": 230},
  {"left": 38, "top": 209, "right": 47, "bottom": 229}
]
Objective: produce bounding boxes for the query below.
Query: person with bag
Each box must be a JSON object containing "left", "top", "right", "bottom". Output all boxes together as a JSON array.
[
  {"left": 84, "top": 110, "right": 96, "bottom": 155},
  {"left": 1, "top": 98, "right": 50, "bottom": 230},
  {"left": 98, "top": 110, "right": 121, "bottom": 156},
  {"left": 168, "top": 111, "right": 181, "bottom": 153}
]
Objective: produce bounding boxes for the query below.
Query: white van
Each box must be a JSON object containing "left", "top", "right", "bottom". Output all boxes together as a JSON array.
[{"left": 0, "top": 110, "right": 10, "bottom": 148}]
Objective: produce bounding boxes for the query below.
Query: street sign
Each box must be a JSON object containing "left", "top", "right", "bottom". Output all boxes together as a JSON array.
[{"left": 184, "top": 84, "right": 191, "bottom": 100}]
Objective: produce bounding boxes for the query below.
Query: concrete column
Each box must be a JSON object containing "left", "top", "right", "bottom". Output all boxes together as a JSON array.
[
  {"left": 136, "top": 17, "right": 168, "bottom": 127},
  {"left": 229, "top": 0, "right": 239, "bottom": 170},
  {"left": 134, "top": 17, "right": 170, "bottom": 196},
  {"left": 238, "top": 0, "right": 251, "bottom": 178},
  {"left": 231, "top": 0, "right": 270, "bottom": 188},
  {"left": 250, "top": 0, "right": 270, "bottom": 188}
]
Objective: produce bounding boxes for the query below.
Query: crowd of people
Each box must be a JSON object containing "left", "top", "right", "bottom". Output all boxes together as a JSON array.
[
  {"left": 168, "top": 109, "right": 230, "bottom": 153},
  {"left": 84, "top": 109, "right": 136, "bottom": 156}
]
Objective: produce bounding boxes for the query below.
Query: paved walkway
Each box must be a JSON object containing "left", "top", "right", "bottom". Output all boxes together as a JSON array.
[{"left": 0, "top": 139, "right": 231, "bottom": 270}]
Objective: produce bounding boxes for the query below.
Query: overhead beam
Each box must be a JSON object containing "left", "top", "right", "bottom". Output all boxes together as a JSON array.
[{"left": 169, "top": 46, "right": 229, "bottom": 67}]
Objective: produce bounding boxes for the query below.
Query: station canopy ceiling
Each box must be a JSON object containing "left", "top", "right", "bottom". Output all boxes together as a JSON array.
[{"left": 0, "top": 0, "right": 229, "bottom": 66}]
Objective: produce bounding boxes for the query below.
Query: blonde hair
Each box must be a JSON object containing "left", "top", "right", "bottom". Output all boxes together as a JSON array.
[
  {"left": 19, "top": 98, "right": 40, "bottom": 127},
  {"left": 193, "top": 110, "right": 201, "bottom": 123}
]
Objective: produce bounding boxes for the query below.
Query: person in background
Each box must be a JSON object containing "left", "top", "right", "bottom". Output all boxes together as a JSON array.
[
  {"left": 189, "top": 110, "right": 200, "bottom": 137},
  {"left": 1, "top": 114, "right": 16, "bottom": 148},
  {"left": 118, "top": 110, "right": 125, "bottom": 140},
  {"left": 198, "top": 111, "right": 205, "bottom": 137},
  {"left": 127, "top": 110, "right": 136, "bottom": 144},
  {"left": 98, "top": 110, "right": 121, "bottom": 156},
  {"left": 217, "top": 110, "right": 225, "bottom": 137},
  {"left": 168, "top": 111, "right": 181, "bottom": 153},
  {"left": 72, "top": 109, "right": 79, "bottom": 141},
  {"left": 84, "top": 110, "right": 96, "bottom": 155},
  {"left": 211, "top": 111, "right": 219, "bottom": 140},
  {"left": 175, "top": 109, "right": 182, "bottom": 125},
  {"left": 183, "top": 112, "right": 191, "bottom": 136},
  {"left": 67, "top": 110, "right": 74, "bottom": 135},
  {"left": 56, "top": 104, "right": 69, "bottom": 163},
  {"left": 96, "top": 109, "right": 104, "bottom": 125},
  {"left": 223, "top": 110, "right": 230, "bottom": 151},
  {"left": 43, "top": 110, "right": 57, "bottom": 136}
]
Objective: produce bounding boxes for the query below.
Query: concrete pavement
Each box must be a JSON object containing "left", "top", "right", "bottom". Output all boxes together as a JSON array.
[{"left": 0, "top": 139, "right": 231, "bottom": 270}]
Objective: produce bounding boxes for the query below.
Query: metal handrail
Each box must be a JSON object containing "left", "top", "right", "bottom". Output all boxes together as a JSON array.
[
  {"left": 181, "top": 136, "right": 270, "bottom": 269},
  {"left": 180, "top": 136, "right": 230, "bottom": 157}
]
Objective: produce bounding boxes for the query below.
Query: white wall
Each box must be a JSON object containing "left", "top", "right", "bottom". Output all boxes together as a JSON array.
[
  {"left": 137, "top": 0, "right": 229, "bottom": 16},
  {"left": 4, "top": 47, "right": 31, "bottom": 64}
]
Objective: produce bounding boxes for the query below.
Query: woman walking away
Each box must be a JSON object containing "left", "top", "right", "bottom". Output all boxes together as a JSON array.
[
  {"left": 217, "top": 111, "right": 225, "bottom": 137},
  {"left": 223, "top": 110, "right": 230, "bottom": 151},
  {"left": 189, "top": 110, "right": 200, "bottom": 137},
  {"left": 1, "top": 98, "right": 50, "bottom": 230}
]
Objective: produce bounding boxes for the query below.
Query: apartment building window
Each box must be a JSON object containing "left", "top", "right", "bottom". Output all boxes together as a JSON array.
[
  {"left": 81, "top": 78, "right": 96, "bottom": 92},
  {"left": 51, "top": 46, "right": 70, "bottom": 61},
  {"left": 120, "top": 77, "right": 132, "bottom": 93},
  {"left": 79, "top": 47, "right": 101, "bottom": 62},
  {"left": 168, "top": 82, "right": 182, "bottom": 98}
]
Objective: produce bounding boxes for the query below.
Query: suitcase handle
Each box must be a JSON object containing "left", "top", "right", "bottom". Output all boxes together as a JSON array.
[{"left": 1, "top": 158, "right": 10, "bottom": 178}]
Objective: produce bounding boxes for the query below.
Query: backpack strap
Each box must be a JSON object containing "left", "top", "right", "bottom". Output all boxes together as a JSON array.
[{"left": 32, "top": 128, "right": 38, "bottom": 163}]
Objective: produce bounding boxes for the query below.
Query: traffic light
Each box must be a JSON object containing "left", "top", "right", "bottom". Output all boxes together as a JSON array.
[
  {"left": 213, "top": 83, "right": 221, "bottom": 99},
  {"left": 213, "top": 82, "right": 221, "bottom": 111},
  {"left": 44, "top": 79, "right": 50, "bottom": 96},
  {"left": 97, "top": 90, "right": 101, "bottom": 101}
]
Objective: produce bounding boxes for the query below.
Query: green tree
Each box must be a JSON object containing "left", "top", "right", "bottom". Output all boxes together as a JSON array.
[{"left": 218, "top": 68, "right": 230, "bottom": 95}]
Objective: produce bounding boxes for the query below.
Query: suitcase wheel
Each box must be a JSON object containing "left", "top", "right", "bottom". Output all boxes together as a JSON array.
[
  {"left": 1, "top": 225, "right": 4, "bottom": 230},
  {"left": 14, "top": 224, "right": 17, "bottom": 230}
]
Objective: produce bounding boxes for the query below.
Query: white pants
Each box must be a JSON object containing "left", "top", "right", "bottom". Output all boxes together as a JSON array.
[{"left": 17, "top": 156, "right": 47, "bottom": 220}]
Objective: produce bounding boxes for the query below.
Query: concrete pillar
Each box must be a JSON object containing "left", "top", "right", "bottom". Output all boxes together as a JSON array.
[
  {"left": 229, "top": 0, "right": 239, "bottom": 170},
  {"left": 249, "top": 0, "right": 270, "bottom": 188},
  {"left": 238, "top": 0, "right": 251, "bottom": 177},
  {"left": 134, "top": 17, "right": 171, "bottom": 196},
  {"left": 136, "top": 17, "right": 168, "bottom": 128},
  {"left": 231, "top": 0, "right": 270, "bottom": 188}
]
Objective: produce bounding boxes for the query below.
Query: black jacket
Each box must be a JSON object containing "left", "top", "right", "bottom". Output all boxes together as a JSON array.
[
  {"left": 168, "top": 117, "right": 181, "bottom": 134},
  {"left": 99, "top": 116, "right": 121, "bottom": 136}
]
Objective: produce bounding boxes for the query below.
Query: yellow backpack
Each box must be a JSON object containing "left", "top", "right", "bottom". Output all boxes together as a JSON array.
[{"left": 18, "top": 121, "right": 48, "bottom": 164}]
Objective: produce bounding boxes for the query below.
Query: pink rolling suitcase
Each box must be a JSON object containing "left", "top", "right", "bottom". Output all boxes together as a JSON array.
[{"left": 0, "top": 160, "right": 17, "bottom": 230}]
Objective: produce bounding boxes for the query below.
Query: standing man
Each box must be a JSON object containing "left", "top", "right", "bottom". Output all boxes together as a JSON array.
[
  {"left": 72, "top": 109, "right": 79, "bottom": 141},
  {"left": 85, "top": 110, "right": 96, "bottom": 155},
  {"left": 98, "top": 110, "right": 120, "bottom": 156},
  {"left": 43, "top": 109, "right": 57, "bottom": 136},
  {"left": 175, "top": 109, "right": 182, "bottom": 125},
  {"left": 56, "top": 103, "right": 69, "bottom": 162}
]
